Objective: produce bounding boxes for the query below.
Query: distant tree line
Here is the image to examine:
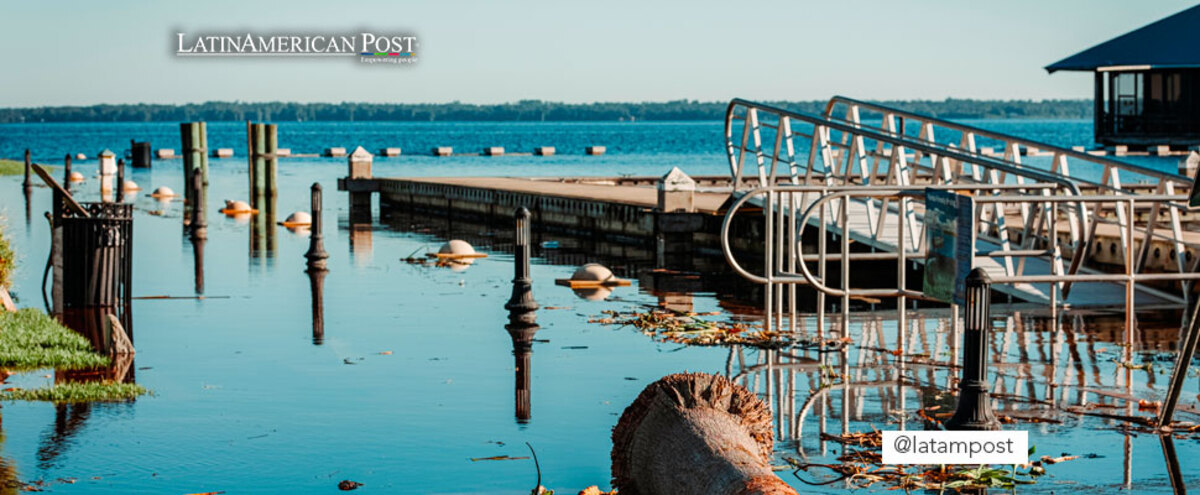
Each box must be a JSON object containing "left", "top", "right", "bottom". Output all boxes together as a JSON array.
[{"left": 0, "top": 99, "right": 1091, "bottom": 123}]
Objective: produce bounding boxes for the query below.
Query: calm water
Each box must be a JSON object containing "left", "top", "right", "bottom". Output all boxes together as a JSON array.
[{"left": 0, "top": 121, "right": 1196, "bottom": 493}]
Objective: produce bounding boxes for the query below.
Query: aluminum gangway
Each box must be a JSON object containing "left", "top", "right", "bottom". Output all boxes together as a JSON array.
[{"left": 719, "top": 98, "right": 1200, "bottom": 334}]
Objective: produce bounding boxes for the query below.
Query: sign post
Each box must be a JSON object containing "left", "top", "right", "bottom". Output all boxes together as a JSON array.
[{"left": 923, "top": 189, "right": 975, "bottom": 304}]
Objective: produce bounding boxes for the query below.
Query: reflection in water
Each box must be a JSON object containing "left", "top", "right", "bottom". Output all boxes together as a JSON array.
[
  {"left": 1160, "top": 434, "right": 1185, "bottom": 494},
  {"left": 727, "top": 308, "right": 1195, "bottom": 489},
  {"left": 23, "top": 188, "right": 32, "bottom": 228},
  {"left": 308, "top": 267, "right": 327, "bottom": 345},
  {"left": 36, "top": 403, "right": 90, "bottom": 470},
  {"left": 191, "top": 237, "right": 205, "bottom": 295},
  {"left": 349, "top": 223, "right": 372, "bottom": 266},
  {"left": 507, "top": 322, "right": 539, "bottom": 424},
  {"left": 250, "top": 195, "right": 277, "bottom": 260}
]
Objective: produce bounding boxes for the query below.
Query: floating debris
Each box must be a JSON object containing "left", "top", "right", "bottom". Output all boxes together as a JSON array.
[
  {"left": 786, "top": 430, "right": 1055, "bottom": 490},
  {"left": 588, "top": 308, "right": 795, "bottom": 348},
  {"left": 337, "top": 480, "right": 363, "bottom": 491},
  {"left": 469, "top": 455, "right": 530, "bottom": 462}
]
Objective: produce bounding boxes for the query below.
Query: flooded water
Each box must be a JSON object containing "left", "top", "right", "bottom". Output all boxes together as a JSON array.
[{"left": 0, "top": 121, "right": 1196, "bottom": 493}]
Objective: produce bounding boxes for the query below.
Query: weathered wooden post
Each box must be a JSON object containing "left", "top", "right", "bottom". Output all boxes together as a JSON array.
[
  {"left": 62, "top": 154, "right": 73, "bottom": 194},
  {"left": 305, "top": 183, "right": 329, "bottom": 271},
  {"left": 115, "top": 159, "right": 126, "bottom": 203},
  {"left": 180, "top": 122, "right": 210, "bottom": 208},
  {"left": 189, "top": 170, "right": 207, "bottom": 241},
  {"left": 945, "top": 268, "right": 1000, "bottom": 430},
  {"left": 264, "top": 124, "right": 278, "bottom": 200},
  {"left": 22, "top": 149, "right": 32, "bottom": 193},
  {"left": 611, "top": 372, "right": 797, "bottom": 495}
]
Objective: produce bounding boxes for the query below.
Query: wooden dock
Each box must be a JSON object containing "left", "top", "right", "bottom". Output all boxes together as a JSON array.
[{"left": 339, "top": 171, "right": 1197, "bottom": 308}]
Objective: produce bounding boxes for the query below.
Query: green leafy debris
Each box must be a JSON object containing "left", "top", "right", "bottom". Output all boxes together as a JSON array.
[
  {"left": 0, "top": 381, "right": 148, "bottom": 403},
  {"left": 0, "top": 308, "right": 110, "bottom": 370}
]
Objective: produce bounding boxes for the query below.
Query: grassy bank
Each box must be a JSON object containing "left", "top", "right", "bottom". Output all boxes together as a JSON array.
[
  {"left": 0, "top": 159, "right": 23, "bottom": 176},
  {"left": 0, "top": 221, "right": 11, "bottom": 289},
  {"left": 0, "top": 308, "right": 109, "bottom": 370}
]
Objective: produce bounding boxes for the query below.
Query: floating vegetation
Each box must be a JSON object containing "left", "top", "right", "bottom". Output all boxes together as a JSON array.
[
  {"left": 0, "top": 308, "right": 109, "bottom": 370},
  {"left": 589, "top": 308, "right": 799, "bottom": 348},
  {"left": 0, "top": 381, "right": 149, "bottom": 403},
  {"left": 785, "top": 430, "right": 1055, "bottom": 491}
]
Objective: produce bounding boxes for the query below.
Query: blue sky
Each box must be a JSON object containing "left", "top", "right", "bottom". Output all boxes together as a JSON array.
[{"left": 1, "top": 0, "right": 1195, "bottom": 107}]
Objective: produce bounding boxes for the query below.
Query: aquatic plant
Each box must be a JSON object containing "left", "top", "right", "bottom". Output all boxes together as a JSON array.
[
  {"left": 0, "top": 381, "right": 148, "bottom": 402},
  {"left": 0, "top": 308, "right": 110, "bottom": 370}
]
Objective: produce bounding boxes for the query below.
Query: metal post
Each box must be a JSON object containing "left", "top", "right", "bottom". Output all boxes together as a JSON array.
[
  {"left": 305, "top": 183, "right": 330, "bottom": 271},
  {"left": 1159, "top": 290, "right": 1200, "bottom": 427},
  {"left": 505, "top": 207, "right": 539, "bottom": 423},
  {"left": 946, "top": 268, "right": 1000, "bottom": 430},
  {"left": 22, "top": 149, "right": 32, "bottom": 192},
  {"left": 504, "top": 207, "right": 539, "bottom": 321}
]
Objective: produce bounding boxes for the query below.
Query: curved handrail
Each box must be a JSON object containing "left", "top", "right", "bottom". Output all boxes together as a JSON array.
[
  {"left": 824, "top": 95, "right": 1193, "bottom": 188},
  {"left": 724, "top": 99, "right": 1087, "bottom": 197},
  {"left": 720, "top": 184, "right": 1090, "bottom": 300}
]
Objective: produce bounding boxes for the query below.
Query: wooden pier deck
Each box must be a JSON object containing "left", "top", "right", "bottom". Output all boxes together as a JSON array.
[{"left": 340, "top": 173, "right": 1196, "bottom": 309}]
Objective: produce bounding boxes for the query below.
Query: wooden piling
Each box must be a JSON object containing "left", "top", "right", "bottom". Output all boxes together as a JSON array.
[
  {"left": 586, "top": 146, "right": 606, "bottom": 156},
  {"left": 190, "top": 170, "right": 207, "bottom": 241},
  {"left": 264, "top": 124, "right": 278, "bottom": 199},
  {"left": 63, "top": 154, "right": 72, "bottom": 194},
  {"left": 22, "top": 149, "right": 31, "bottom": 192},
  {"left": 180, "top": 122, "right": 209, "bottom": 206},
  {"left": 533, "top": 146, "right": 555, "bottom": 156},
  {"left": 116, "top": 159, "right": 125, "bottom": 203}
]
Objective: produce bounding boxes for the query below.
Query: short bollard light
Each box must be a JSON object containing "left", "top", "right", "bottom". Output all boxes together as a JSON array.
[
  {"left": 305, "top": 183, "right": 329, "bottom": 271},
  {"left": 945, "top": 268, "right": 1000, "bottom": 431},
  {"left": 504, "top": 207, "right": 538, "bottom": 323}
]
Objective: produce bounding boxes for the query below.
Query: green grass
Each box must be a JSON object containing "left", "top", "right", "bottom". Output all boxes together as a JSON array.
[
  {"left": 0, "top": 159, "right": 22, "bottom": 176},
  {"left": 0, "top": 308, "right": 110, "bottom": 370},
  {"left": 0, "top": 221, "right": 11, "bottom": 288},
  {"left": 0, "top": 381, "right": 148, "bottom": 403}
]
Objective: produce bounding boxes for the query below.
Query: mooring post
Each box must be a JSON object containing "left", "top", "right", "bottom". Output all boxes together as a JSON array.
[
  {"left": 264, "top": 124, "right": 278, "bottom": 199},
  {"left": 22, "top": 149, "right": 32, "bottom": 192},
  {"left": 504, "top": 207, "right": 539, "bottom": 321},
  {"left": 116, "top": 158, "right": 126, "bottom": 203},
  {"left": 189, "top": 170, "right": 207, "bottom": 241},
  {"left": 945, "top": 268, "right": 1000, "bottom": 431},
  {"left": 305, "top": 183, "right": 330, "bottom": 271},
  {"left": 62, "top": 154, "right": 72, "bottom": 194}
]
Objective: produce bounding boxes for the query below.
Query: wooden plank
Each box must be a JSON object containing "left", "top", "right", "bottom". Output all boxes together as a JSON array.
[{"left": 31, "top": 164, "right": 88, "bottom": 217}]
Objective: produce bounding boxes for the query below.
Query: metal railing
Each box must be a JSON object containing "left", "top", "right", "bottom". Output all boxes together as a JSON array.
[{"left": 822, "top": 96, "right": 1197, "bottom": 281}]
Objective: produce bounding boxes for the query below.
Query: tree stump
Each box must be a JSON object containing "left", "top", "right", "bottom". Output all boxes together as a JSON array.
[{"left": 611, "top": 372, "right": 797, "bottom": 495}]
